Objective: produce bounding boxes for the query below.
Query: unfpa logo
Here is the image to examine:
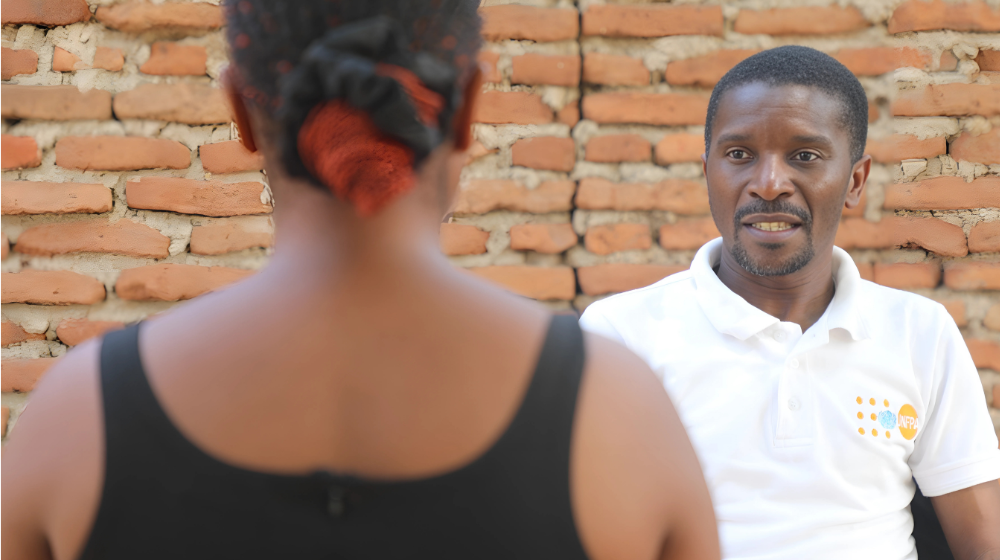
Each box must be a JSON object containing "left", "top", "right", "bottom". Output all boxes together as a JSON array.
[{"left": 855, "top": 397, "right": 918, "bottom": 440}]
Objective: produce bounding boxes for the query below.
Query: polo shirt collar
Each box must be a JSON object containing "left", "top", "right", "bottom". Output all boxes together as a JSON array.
[{"left": 691, "top": 238, "right": 870, "bottom": 342}]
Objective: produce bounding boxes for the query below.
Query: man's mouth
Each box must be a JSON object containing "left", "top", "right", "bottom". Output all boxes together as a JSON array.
[{"left": 749, "top": 222, "right": 796, "bottom": 232}]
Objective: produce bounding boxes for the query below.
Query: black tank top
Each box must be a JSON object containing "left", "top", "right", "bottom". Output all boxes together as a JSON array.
[{"left": 80, "top": 315, "right": 591, "bottom": 560}]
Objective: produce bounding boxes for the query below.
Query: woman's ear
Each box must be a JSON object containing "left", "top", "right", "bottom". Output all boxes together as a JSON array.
[
  {"left": 221, "top": 65, "right": 258, "bottom": 153},
  {"left": 450, "top": 66, "right": 482, "bottom": 152}
]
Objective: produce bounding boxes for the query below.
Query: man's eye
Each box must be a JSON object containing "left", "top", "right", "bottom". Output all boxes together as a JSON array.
[
  {"left": 794, "top": 152, "right": 819, "bottom": 162},
  {"left": 727, "top": 150, "right": 749, "bottom": 159}
]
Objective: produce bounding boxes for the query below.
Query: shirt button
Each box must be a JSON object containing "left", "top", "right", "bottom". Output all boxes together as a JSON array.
[
  {"left": 789, "top": 358, "right": 800, "bottom": 369},
  {"left": 787, "top": 397, "right": 801, "bottom": 411}
]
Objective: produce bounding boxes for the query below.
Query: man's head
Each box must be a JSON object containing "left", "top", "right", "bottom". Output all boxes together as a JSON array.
[{"left": 702, "top": 46, "right": 871, "bottom": 277}]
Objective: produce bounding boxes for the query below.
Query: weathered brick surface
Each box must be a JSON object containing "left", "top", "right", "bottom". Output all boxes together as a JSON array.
[
  {"left": 578, "top": 264, "right": 687, "bottom": 296},
  {"left": 511, "top": 137, "right": 576, "bottom": 172},
  {"left": 116, "top": 264, "right": 254, "bottom": 301},
  {"left": 1, "top": 359, "right": 59, "bottom": 393},
  {"left": 1, "top": 0, "right": 90, "bottom": 26},
  {"left": 939, "top": 299, "right": 968, "bottom": 327},
  {"left": 113, "top": 83, "right": 231, "bottom": 125},
  {"left": 583, "top": 93, "right": 709, "bottom": 126},
  {"left": 585, "top": 224, "right": 652, "bottom": 255},
  {"left": 888, "top": 0, "right": 1000, "bottom": 33},
  {"left": 95, "top": 1, "right": 225, "bottom": 32},
  {"left": 576, "top": 177, "right": 709, "bottom": 214},
  {"left": 1, "top": 135, "right": 41, "bottom": 170},
  {"left": 199, "top": 141, "right": 264, "bottom": 174},
  {"left": 557, "top": 103, "right": 580, "bottom": 128},
  {"left": 835, "top": 216, "right": 968, "bottom": 257},
  {"left": 140, "top": 42, "right": 207, "bottom": 76},
  {"left": 969, "top": 222, "right": 1000, "bottom": 253},
  {"left": 190, "top": 218, "right": 274, "bottom": 256},
  {"left": 56, "top": 319, "right": 125, "bottom": 346},
  {"left": 1, "top": 47, "right": 38, "bottom": 80},
  {"left": 479, "top": 5, "right": 578, "bottom": 43},
  {"left": 950, "top": 128, "right": 1000, "bottom": 165},
  {"left": 892, "top": 84, "right": 1000, "bottom": 117},
  {"left": 1, "top": 85, "right": 113, "bottom": 121},
  {"left": 55, "top": 136, "right": 190, "bottom": 171},
  {"left": 985, "top": 304, "right": 1000, "bottom": 331},
  {"left": 509, "top": 224, "right": 578, "bottom": 254},
  {"left": 665, "top": 50, "right": 757, "bottom": 87},
  {"left": 473, "top": 91, "right": 553, "bottom": 125},
  {"left": 53, "top": 46, "right": 125, "bottom": 72},
  {"left": 1, "top": 234, "right": 7, "bottom": 260},
  {"left": 655, "top": 134, "right": 705, "bottom": 165},
  {"left": 945, "top": 262, "right": 1000, "bottom": 290},
  {"left": 511, "top": 54, "right": 580, "bottom": 87},
  {"left": 873, "top": 263, "right": 942, "bottom": 289},
  {"left": 126, "top": 177, "right": 272, "bottom": 217},
  {"left": 14, "top": 220, "right": 171, "bottom": 258},
  {"left": 977, "top": 50, "right": 1000, "bottom": 72},
  {"left": 453, "top": 180, "right": 574, "bottom": 215},
  {"left": 1, "top": 321, "right": 46, "bottom": 347},
  {"left": 468, "top": 266, "right": 576, "bottom": 300},
  {"left": 582, "top": 5, "right": 724, "bottom": 37},
  {"left": 866, "top": 134, "right": 946, "bottom": 163},
  {"left": 734, "top": 6, "right": 870, "bottom": 35},
  {"left": 1, "top": 270, "right": 106, "bottom": 305},
  {"left": 582, "top": 54, "right": 649, "bottom": 86},
  {"left": 1, "top": 182, "right": 112, "bottom": 215},
  {"left": 834, "top": 47, "right": 931, "bottom": 76},
  {"left": 883, "top": 177, "right": 1000, "bottom": 210},
  {"left": 586, "top": 134, "right": 651, "bottom": 163},
  {"left": 659, "top": 218, "right": 721, "bottom": 250},
  {"left": 440, "top": 223, "right": 489, "bottom": 256},
  {"left": 967, "top": 338, "right": 1000, "bottom": 371}
]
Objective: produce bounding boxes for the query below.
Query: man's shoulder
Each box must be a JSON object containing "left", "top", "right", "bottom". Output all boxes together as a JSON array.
[
  {"left": 854, "top": 276, "right": 950, "bottom": 322},
  {"left": 583, "top": 269, "right": 697, "bottom": 320}
]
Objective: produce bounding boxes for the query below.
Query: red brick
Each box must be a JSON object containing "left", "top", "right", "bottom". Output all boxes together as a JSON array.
[
  {"left": 655, "top": 133, "right": 705, "bottom": 165},
  {"left": 945, "top": 262, "right": 1000, "bottom": 290},
  {"left": 465, "top": 141, "right": 497, "bottom": 164},
  {"left": 834, "top": 47, "right": 932, "bottom": 76},
  {"left": 473, "top": 91, "right": 553, "bottom": 125},
  {"left": 1, "top": 181, "right": 112, "bottom": 215},
  {"left": 951, "top": 128, "right": 1000, "bottom": 165},
  {"left": 52, "top": 46, "right": 125, "bottom": 72},
  {"left": 55, "top": 319, "right": 124, "bottom": 346},
  {"left": 1, "top": 270, "right": 105, "bottom": 305},
  {"left": 734, "top": 6, "right": 869, "bottom": 35},
  {"left": 1, "top": 358, "right": 59, "bottom": 393},
  {"left": 869, "top": 101, "right": 880, "bottom": 124},
  {"left": 1, "top": 321, "right": 46, "bottom": 347},
  {"left": 190, "top": 217, "right": 274, "bottom": 256},
  {"left": 892, "top": 84, "right": 1000, "bottom": 117},
  {"left": 116, "top": 264, "right": 254, "bottom": 302},
  {"left": 1, "top": 85, "right": 112, "bottom": 121},
  {"left": 2, "top": 407, "right": 8, "bottom": 437},
  {"left": 884, "top": 176, "right": 1000, "bottom": 211},
  {"left": 509, "top": 223, "right": 577, "bottom": 254},
  {"left": 1, "top": 135, "right": 40, "bottom": 170},
  {"left": 95, "top": 1, "right": 224, "bottom": 32},
  {"left": 866, "top": 134, "right": 946, "bottom": 163},
  {"left": 969, "top": 221, "right": 1000, "bottom": 253},
  {"left": 582, "top": 53, "right": 649, "bottom": 86},
  {"left": 439, "top": 223, "right": 489, "bottom": 256},
  {"left": 873, "top": 263, "right": 941, "bottom": 289},
  {"left": 937, "top": 299, "right": 968, "bottom": 327},
  {"left": 1, "top": 47, "right": 38, "bottom": 80},
  {"left": 586, "top": 134, "right": 651, "bottom": 163},
  {"left": 966, "top": 339, "right": 1000, "bottom": 370},
  {"left": 583, "top": 93, "right": 709, "bottom": 126},
  {"left": 199, "top": 141, "right": 263, "bottom": 174},
  {"left": 582, "top": 5, "right": 724, "bottom": 37},
  {"left": 511, "top": 137, "right": 575, "bottom": 172},
  {"left": 835, "top": 216, "right": 968, "bottom": 257},
  {"left": 578, "top": 263, "right": 687, "bottom": 296},
  {"left": 984, "top": 304, "right": 1000, "bottom": 331},
  {"left": 1, "top": 234, "right": 7, "bottom": 260},
  {"left": 665, "top": 50, "right": 758, "bottom": 88},
  {"left": 479, "top": 5, "right": 579, "bottom": 42},
  {"left": 454, "top": 180, "right": 575, "bottom": 215},
  {"left": 995, "top": 385, "right": 1000, "bottom": 409},
  {"left": 557, "top": 102, "right": 580, "bottom": 128},
  {"left": 585, "top": 224, "right": 652, "bottom": 255},
  {"left": 977, "top": 49, "right": 1000, "bottom": 71},
  {"left": 479, "top": 51, "right": 501, "bottom": 83},
  {"left": 140, "top": 42, "right": 206, "bottom": 75},
  {"left": 55, "top": 136, "right": 189, "bottom": 171},
  {"left": 940, "top": 50, "right": 959, "bottom": 71},
  {"left": 659, "top": 218, "right": 720, "bottom": 250},
  {"left": 126, "top": 177, "right": 272, "bottom": 217},
  {"left": 14, "top": 219, "right": 170, "bottom": 258},
  {"left": 888, "top": 0, "right": 1000, "bottom": 33},
  {"left": 511, "top": 54, "right": 580, "bottom": 87},
  {"left": 468, "top": 266, "right": 575, "bottom": 301},
  {"left": 576, "top": 177, "right": 709, "bottom": 214},
  {"left": 1, "top": 0, "right": 89, "bottom": 25},
  {"left": 113, "top": 83, "right": 230, "bottom": 124}
]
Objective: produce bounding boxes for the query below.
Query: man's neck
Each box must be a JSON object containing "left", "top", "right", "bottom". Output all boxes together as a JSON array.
[{"left": 715, "top": 249, "right": 836, "bottom": 332}]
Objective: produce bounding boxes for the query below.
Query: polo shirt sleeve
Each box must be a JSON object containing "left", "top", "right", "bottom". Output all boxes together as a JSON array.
[
  {"left": 908, "top": 308, "right": 1000, "bottom": 497},
  {"left": 579, "top": 303, "right": 627, "bottom": 345}
]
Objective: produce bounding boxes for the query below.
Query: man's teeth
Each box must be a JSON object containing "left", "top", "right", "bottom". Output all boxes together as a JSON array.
[{"left": 750, "top": 222, "right": 794, "bottom": 232}]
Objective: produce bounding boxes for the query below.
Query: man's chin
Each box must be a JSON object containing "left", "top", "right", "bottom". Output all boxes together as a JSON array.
[{"left": 731, "top": 244, "right": 815, "bottom": 277}]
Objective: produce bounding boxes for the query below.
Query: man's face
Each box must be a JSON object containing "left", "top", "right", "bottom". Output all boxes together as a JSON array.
[{"left": 704, "top": 83, "right": 865, "bottom": 277}]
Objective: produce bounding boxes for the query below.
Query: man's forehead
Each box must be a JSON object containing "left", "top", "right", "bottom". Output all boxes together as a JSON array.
[{"left": 712, "top": 82, "right": 847, "bottom": 138}]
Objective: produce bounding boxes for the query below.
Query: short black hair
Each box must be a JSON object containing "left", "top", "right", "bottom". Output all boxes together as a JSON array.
[{"left": 704, "top": 45, "right": 869, "bottom": 163}]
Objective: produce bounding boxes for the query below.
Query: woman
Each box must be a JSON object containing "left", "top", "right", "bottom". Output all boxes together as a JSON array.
[{"left": 1, "top": 2, "right": 719, "bottom": 559}]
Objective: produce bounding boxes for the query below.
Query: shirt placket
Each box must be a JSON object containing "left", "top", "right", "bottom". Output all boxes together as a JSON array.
[{"left": 772, "top": 324, "right": 813, "bottom": 446}]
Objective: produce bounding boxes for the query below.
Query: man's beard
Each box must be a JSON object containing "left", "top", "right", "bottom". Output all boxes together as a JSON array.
[{"left": 730, "top": 199, "right": 814, "bottom": 277}]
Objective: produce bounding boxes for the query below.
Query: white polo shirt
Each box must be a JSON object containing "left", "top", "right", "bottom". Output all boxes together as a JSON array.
[{"left": 580, "top": 238, "right": 1000, "bottom": 560}]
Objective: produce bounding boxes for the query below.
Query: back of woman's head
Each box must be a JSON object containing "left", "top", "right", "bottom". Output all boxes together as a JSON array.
[{"left": 224, "top": 1, "right": 481, "bottom": 216}]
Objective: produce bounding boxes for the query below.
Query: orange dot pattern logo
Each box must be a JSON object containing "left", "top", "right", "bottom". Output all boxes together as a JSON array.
[{"left": 854, "top": 396, "right": 916, "bottom": 441}]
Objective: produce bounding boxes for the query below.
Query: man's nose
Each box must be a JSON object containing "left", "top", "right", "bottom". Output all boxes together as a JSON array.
[{"left": 746, "top": 154, "right": 795, "bottom": 201}]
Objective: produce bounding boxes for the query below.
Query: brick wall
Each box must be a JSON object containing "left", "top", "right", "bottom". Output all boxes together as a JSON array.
[{"left": 2, "top": 0, "right": 999, "bottom": 442}]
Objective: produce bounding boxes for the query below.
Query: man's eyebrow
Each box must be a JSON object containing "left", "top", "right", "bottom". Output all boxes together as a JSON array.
[
  {"left": 716, "top": 133, "right": 751, "bottom": 144},
  {"left": 791, "top": 135, "right": 834, "bottom": 146}
]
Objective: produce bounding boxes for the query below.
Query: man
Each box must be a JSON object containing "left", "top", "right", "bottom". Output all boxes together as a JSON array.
[{"left": 580, "top": 46, "right": 1000, "bottom": 560}]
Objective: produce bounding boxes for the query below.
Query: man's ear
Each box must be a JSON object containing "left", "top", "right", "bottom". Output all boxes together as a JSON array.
[
  {"left": 450, "top": 66, "right": 483, "bottom": 152},
  {"left": 221, "top": 65, "right": 258, "bottom": 154},
  {"left": 844, "top": 154, "right": 871, "bottom": 211}
]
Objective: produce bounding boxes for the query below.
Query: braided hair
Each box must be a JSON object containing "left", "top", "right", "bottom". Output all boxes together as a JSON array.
[{"left": 225, "top": 0, "right": 481, "bottom": 215}]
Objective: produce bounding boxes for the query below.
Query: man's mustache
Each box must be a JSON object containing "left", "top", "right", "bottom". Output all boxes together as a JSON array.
[{"left": 733, "top": 199, "right": 812, "bottom": 229}]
